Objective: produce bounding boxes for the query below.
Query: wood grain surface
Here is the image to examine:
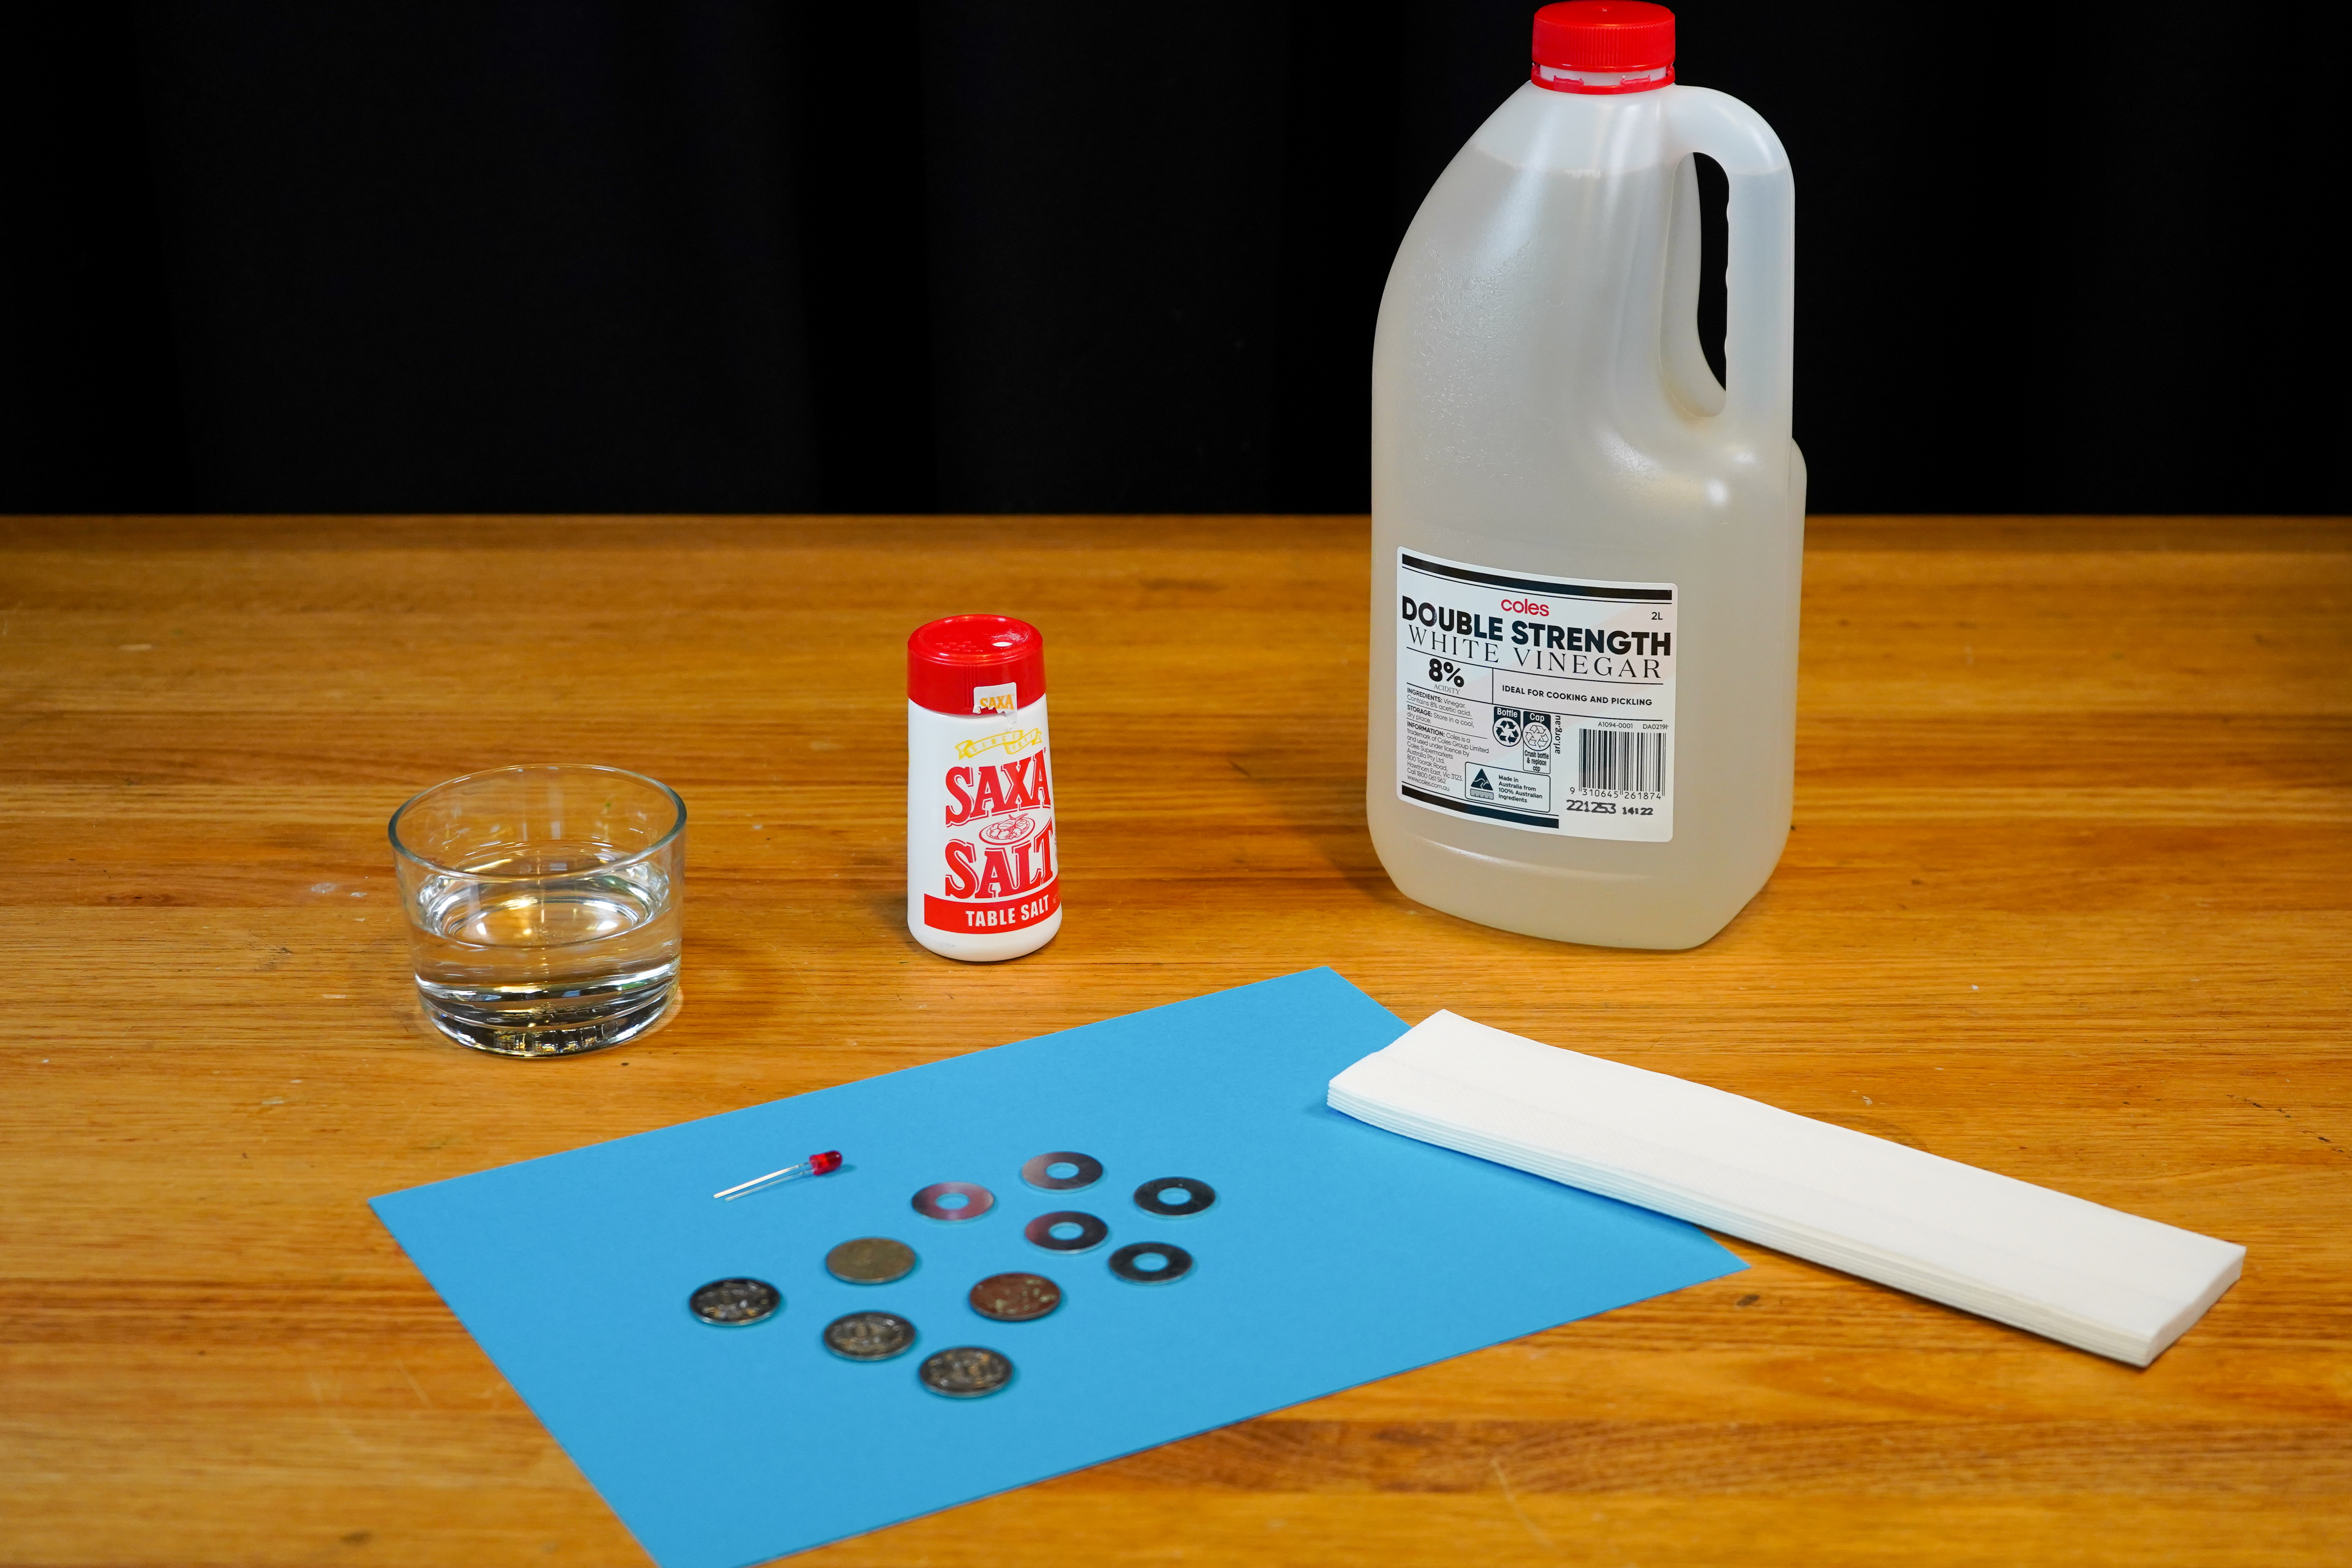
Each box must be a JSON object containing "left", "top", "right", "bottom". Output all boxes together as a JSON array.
[{"left": 3, "top": 514, "right": 2347, "bottom": 1567}]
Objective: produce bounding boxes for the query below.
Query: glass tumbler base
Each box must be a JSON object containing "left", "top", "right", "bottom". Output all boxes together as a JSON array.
[{"left": 419, "top": 982, "right": 679, "bottom": 1058}]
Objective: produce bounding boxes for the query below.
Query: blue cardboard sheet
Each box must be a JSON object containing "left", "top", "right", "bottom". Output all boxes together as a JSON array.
[{"left": 372, "top": 968, "right": 1741, "bottom": 1566}]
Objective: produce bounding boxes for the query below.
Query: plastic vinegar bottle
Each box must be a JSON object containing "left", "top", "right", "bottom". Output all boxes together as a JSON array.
[{"left": 1368, "top": 1, "right": 1802, "bottom": 950}]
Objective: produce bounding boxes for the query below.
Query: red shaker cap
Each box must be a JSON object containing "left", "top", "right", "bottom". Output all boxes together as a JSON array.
[
  {"left": 908, "top": 615, "right": 1047, "bottom": 716},
  {"left": 1531, "top": 1, "right": 1676, "bottom": 94}
]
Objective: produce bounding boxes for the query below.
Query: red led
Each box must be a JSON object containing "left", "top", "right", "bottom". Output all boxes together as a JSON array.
[{"left": 715, "top": 1148, "right": 846, "bottom": 1200}]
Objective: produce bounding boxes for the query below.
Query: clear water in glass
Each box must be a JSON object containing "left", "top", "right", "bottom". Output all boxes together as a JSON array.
[{"left": 392, "top": 766, "right": 685, "bottom": 1057}]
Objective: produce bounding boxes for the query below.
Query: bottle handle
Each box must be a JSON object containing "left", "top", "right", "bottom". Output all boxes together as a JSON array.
[{"left": 1663, "top": 88, "right": 1794, "bottom": 453}]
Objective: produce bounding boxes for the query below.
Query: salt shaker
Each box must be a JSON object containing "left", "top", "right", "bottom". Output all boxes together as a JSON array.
[{"left": 906, "top": 615, "right": 1060, "bottom": 961}]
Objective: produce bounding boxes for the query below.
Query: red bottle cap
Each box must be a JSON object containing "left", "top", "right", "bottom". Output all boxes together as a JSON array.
[
  {"left": 1531, "top": 1, "right": 1676, "bottom": 94},
  {"left": 908, "top": 615, "right": 1047, "bottom": 716}
]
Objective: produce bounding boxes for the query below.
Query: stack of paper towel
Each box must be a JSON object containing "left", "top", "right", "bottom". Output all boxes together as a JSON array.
[{"left": 1328, "top": 1011, "right": 2243, "bottom": 1365}]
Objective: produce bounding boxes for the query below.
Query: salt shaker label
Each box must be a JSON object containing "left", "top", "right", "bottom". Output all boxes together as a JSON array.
[{"left": 914, "top": 703, "right": 1058, "bottom": 934}]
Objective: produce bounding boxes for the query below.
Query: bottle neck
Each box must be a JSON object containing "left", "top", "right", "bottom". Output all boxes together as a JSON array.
[{"left": 1532, "top": 62, "right": 1674, "bottom": 95}]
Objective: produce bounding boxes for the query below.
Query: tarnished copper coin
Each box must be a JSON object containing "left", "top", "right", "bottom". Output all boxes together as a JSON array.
[
  {"left": 822, "top": 1310, "right": 917, "bottom": 1362},
  {"left": 968, "top": 1271, "right": 1061, "bottom": 1322},
  {"left": 688, "top": 1277, "right": 781, "bottom": 1326},
  {"left": 826, "top": 1236, "right": 917, "bottom": 1284},
  {"left": 919, "top": 1345, "right": 1013, "bottom": 1398}
]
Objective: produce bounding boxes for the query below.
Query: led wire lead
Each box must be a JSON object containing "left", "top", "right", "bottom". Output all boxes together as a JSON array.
[{"left": 714, "top": 1149, "right": 843, "bottom": 1201}]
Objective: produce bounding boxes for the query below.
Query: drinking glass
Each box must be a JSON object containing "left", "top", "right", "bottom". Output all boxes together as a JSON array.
[{"left": 390, "top": 764, "right": 685, "bottom": 1057}]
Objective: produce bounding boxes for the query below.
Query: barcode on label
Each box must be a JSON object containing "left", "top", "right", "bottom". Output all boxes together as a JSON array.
[{"left": 1578, "top": 729, "right": 1665, "bottom": 795}]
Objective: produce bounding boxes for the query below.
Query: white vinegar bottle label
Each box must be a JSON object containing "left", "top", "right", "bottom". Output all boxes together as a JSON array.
[
  {"left": 909, "top": 696, "right": 1060, "bottom": 936},
  {"left": 1395, "top": 548, "right": 1675, "bottom": 842}
]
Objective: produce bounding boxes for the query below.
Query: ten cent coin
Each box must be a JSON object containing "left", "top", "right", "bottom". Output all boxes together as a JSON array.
[
  {"left": 968, "top": 1271, "right": 1062, "bottom": 1322},
  {"left": 919, "top": 1346, "right": 1013, "bottom": 1397},
  {"left": 688, "top": 1277, "right": 781, "bottom": 1326},
  {"left": 822, "top": 1310, "right": 917, "bottom": 1361},
  {"left": 826, "top": 1236, "right": 917, "bottom": 1284}
]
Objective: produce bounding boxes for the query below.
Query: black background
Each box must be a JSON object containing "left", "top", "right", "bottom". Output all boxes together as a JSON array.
[{"left": 2, "top": 2, "right": 2342, "bottom": 516}]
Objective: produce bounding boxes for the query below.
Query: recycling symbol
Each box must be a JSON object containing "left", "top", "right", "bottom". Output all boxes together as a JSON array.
[{"left": 1492, "top": 712, "right": 1522, "bottom": 747}]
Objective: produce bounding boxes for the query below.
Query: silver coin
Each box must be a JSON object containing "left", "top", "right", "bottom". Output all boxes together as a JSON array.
[
  {"left": 823, "top": 1310, "right": 917, "bottom": 1362},
  {"left": 911, "top": 1181, "right": 995, "bottom": 1222},
  {"left": 826, "top": 1236, "right": 917, "bottom": 1284},
  {"left": 919, "top": 1345, "right": 1013, "bottom": 1398},
  {"left": 689, "top": 1277, "right": 781, "bottom": 1326}
]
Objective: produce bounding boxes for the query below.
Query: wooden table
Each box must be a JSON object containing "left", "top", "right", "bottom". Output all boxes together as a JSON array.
[{"left": 4, "top": 515, "right": 2348, "bottom": 1567}]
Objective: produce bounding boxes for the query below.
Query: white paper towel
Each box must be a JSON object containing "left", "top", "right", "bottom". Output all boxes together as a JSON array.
[{"left": 1327, "top": 1011, "right": 2243, "bottom": 1365}]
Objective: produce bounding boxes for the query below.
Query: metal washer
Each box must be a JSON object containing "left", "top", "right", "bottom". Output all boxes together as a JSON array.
[
  {"left": 1020, "top": 1151, "right": 1104, "bottom": 1192},
  {"left": 1108, "top": 1241, "right": 1194, "bottom": 1285},
  {"left": 1132, "top": 1176, "right": 1216, "bottom": 1218},
  {"left": 911, "top": 1181, "right": 995, "bottom": 1222},
  {"left": 1023, "top": 1210, "right": 1109, "bottom": 1253}
]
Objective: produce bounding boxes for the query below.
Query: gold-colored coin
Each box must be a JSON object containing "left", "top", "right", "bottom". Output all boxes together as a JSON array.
[{"left": 826, "top": 1236, "right": 917, "bottom": 1284}]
